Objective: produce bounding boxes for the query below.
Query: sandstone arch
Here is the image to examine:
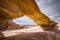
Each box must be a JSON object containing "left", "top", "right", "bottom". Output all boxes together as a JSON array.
[{"left": 0, "top": 0, "right": 57, "bottom": 30}]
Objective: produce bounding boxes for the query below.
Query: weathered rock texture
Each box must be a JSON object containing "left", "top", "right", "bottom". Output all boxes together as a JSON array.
[
  {"left": 0, "top": 0, "right": 60, "bottom": 40},
  {"left": 0, "top": 0, "right": 57, "bottom": 30},
  {"left": 0, "top": 30, "right": 60, "bottom": 40},
  {"left": 0, "top": 20, "right": 25, "bottom": 31}
]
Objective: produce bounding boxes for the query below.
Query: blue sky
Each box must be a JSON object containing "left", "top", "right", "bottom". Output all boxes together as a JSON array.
[{"left": 13, "top": 0, "right": 60, "bottom": 25}]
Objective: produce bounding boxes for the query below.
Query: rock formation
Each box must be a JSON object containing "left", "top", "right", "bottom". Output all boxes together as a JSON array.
[
  {"left": 0, "top": 30, "right": 60, "bottom": 40},
  {"left": 0, "top": 0, "right": 59, "bottom": 40},
  {"left": 0, "top": 20, "right": 26, "bottom": 31},
  {"left": 0, "top": 0, "right": 57, "bottom": 30}
]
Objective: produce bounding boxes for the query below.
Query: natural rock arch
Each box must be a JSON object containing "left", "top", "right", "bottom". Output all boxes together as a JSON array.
[{"left": 0, "top": 0, "right": 57, "bottom": 30}]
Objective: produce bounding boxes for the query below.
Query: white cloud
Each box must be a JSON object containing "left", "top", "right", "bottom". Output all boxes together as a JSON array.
[{"left": 13, "top": 16, "right": 37, "bottom": 25}]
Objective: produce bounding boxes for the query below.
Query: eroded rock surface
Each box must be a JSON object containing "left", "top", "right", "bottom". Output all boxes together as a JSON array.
[
  {"left": 0, "top": 0, "right": 57, "bottom": 30},
  {"left": 0, "top": 31, "right": 60, "bottom": 40},
  {"left": 0, "top": 0, "right": 59, "bottom": 40},
  {"left": 0, "top": 20, "right": 25, "bottom": 31}
]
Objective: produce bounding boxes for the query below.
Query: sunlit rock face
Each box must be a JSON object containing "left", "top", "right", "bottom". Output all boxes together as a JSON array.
[
  {"left": 0, "top": 0, "right": 57, "bottom": 30},
  {"left": 0, "top": 0, "right": 24, "bottom": 20}
]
